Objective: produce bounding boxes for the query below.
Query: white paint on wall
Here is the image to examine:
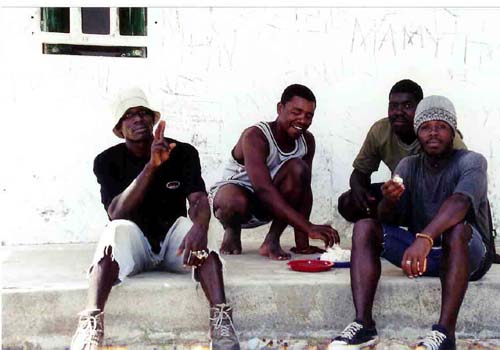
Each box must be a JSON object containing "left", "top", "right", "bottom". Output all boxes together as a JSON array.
[{"left": 2, "top": 8, "right": 500, "bottom": 244}]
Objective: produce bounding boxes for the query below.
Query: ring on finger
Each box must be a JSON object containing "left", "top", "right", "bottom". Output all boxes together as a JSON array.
[
  {"left": 405, "top": 260, "right": 412, "bottom": 265},
  {"left": 191, "top": 250, "right": 209, "bottom": 260}
]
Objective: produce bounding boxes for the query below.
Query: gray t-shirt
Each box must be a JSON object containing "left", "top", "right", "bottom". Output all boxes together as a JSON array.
[{"left": 393, "top": 149, "right": 490, "bottom": 249}]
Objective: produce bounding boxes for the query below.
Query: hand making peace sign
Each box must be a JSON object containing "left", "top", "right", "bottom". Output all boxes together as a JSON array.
[{"left": 150, "top": 120, "right": 176, "bottom": 168}]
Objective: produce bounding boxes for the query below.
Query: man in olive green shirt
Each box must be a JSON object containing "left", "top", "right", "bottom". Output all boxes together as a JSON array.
[{"left": 338, "top": 79, "right": 466, "bottom": 222}]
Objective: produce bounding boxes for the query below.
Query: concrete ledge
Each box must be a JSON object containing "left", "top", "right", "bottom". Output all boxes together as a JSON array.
[{"left": 2, "top": 241, "right": 500, "bottom": 349}]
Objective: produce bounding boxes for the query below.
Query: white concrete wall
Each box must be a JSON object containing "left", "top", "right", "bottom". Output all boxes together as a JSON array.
[{"left": 2, "top": 8, "right": 500, "bottom": 245}]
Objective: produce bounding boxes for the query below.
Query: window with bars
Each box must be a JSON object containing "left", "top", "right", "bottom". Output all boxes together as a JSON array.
[{"left": 40, "top": 7, "right": 148, "bottom": 58}]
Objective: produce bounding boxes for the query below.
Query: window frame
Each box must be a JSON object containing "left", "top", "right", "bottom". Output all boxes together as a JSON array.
[{"left": 39, "top": 7, "right": 148, "bottom": 58}]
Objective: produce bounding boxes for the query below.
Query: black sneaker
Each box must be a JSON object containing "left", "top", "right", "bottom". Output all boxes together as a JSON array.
[
  {"left": 415, "top": 325, "right": 456, "bottom": 350},
  {"left": 328, "top": 321, "right": 379, "bottom": 350}
]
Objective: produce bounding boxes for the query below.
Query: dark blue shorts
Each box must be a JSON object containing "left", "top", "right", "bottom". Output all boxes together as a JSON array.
[{"left": 381, "top": 224, "right": 486, "bottom": 278}]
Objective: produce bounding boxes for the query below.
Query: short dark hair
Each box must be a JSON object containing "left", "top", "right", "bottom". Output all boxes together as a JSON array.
[
  {"left": 280, "top": 84, "right": 316, "bottom": 105},
  {"left": 389, "top": 79, "right": 424, "bottom": 102}
]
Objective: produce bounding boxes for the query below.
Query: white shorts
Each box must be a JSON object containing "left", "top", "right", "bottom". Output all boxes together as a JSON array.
[{"left": 88, "top": 216, "right": 213, "bottom": 283}]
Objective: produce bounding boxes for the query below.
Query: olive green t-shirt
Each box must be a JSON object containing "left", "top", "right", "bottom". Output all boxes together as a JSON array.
[{"left": 352, "top": 117, "right": 467, "bottom": 175}]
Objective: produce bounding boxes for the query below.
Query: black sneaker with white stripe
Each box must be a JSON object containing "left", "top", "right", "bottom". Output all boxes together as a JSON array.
[
  {"left": 415, "top": 324, "right": 456, "bottom": 350},
  {"left": 328, "top": 321, "right": 379, "bottom": 350}
]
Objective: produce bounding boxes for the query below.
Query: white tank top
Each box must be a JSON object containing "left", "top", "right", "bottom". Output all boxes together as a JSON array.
[{"left": 210, "top": 121, "right": 308, "bottom": 193}]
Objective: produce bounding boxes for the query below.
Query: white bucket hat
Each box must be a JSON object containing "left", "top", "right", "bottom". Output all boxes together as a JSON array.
[{"left": 112, "top": 88, "right": 161, "bottom": 138}]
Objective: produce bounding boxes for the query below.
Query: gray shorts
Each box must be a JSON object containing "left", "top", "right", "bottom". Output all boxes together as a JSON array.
[{"left": 88, "top": 217, "right": 203, "bottom": 283}]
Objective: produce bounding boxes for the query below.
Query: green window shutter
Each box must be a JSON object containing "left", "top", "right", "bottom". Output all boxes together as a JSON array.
[
  {"left": 40, "top": 7, "right": 70, "bottom": 33},
  {"left": 119, "top": 8, "right": 147, "bottom": 36}
]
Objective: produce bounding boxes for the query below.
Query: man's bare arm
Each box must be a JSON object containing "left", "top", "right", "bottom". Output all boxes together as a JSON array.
[
  {"left": 378, "top": 195, "right": 400, "bottom": 223},
  {"left": 290, "top": 132, "right": 339, "bottom": 250},
  {"left": 301, "top": 131, "right": 315, "bottom": 171},
  {"left": 378, "top": 178, "right": 404, "bottom": 223},
  {"left": 242, "top": 127, "right": 311, "bottom": 232},
  {"left": 350, "top": 168, "right": 371, "bottom": 189},
  {"left": 242, "top": 128, "right": 338, "bottom": 248},
  {"left": 187, "top": 191, "right": 211, "bottom": 232},
  {"left": 350, "top": 169, "right": 376, "bottom": 213},
  {"left": 401, "top": 193, "right": 471, "bottom": 277},
  {"left": 419, "top": 193, "right": 470, "bottom": 241},
  {"left": 107, "top": 120, "right": 176, "bottom": 220},
  {"left": 176, "top": 191, "right": 211, "bottom": 266},
  {"left": 107, "top": 163, "right": 158, "bottom": 220}
]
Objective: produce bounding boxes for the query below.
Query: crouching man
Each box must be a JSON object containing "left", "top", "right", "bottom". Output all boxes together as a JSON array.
[
  {"left": 329, "top": 96, "right": 494, "bottom": 350},
  {"left": 210, "top": 84, "right": 338, "bottom": 260},
  {"left": 71, "top": 88, "right": 239, "bottom": 350}
]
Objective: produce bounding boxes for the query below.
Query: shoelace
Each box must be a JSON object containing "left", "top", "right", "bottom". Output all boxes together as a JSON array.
[
  {"left": 73, "top": 314, "right": 102, "bottom": 345},
  {"left": 420, "top": 330, "right": 447, "bottom": 350},
  {"left": 210, "top": 304, "right": 235, "bottom": 338},
  {"left": 339, "top": 322, "right": 363, "bottom": 340}
]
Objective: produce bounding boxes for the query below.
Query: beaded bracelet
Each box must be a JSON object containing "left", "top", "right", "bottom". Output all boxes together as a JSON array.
[{"left": 416, "top": 233, "right": 434, "bottom": 247}]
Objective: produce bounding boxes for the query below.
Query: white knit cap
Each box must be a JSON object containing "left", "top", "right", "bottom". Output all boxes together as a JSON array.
[
  {"left": 112, "top": 88, "right": 160, "bottom": 138},
  {"left": 414, "top": 95, "right": 457, "bottom": 134}
]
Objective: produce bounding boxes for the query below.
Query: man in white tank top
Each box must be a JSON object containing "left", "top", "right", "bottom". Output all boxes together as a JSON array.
[{"left": 210, "top": 84, "right": 339, "bottom": 260}]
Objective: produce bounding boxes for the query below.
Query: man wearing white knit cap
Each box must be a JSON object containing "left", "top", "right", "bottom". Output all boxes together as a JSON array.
[
  {"left": 338, "top": 80, "right": 467, "bottom": 223},
  {"left": 70, "top": 88, "right": 239, "bottom": 350},
  {"left": 329, "top": 95, "right": 495, "bottom": 350}
]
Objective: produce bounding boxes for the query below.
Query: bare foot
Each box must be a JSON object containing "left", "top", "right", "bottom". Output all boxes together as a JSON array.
[
  {"left": 220, "top": 228, "right": 242, "bottom": 255},
  {"left": 290, "top": 245, "right": 325, "bottom": 254},
  {"left": 259, "top": 241, "right": 291, "bottom": 260}
]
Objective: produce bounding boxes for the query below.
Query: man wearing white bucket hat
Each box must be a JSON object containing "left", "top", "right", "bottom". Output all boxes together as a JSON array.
[
  {"left": 330, "top": 96, "right": 494, "bottom": 350},
  {"left": 70, "top": 88, "right": 239, "bottom": 350}
]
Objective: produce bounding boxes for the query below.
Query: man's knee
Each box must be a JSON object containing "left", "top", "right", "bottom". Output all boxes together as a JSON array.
[
  {"left": 337, "top": 190, "right": 359, "bottom": 222},
  {"left": 352, "top": 218, "right": 382, "bottom": 245},
  {"left": 337, "top": 190, "right": 351, "bottom": 209},
  {"left": 283, "top": 158, "right": 310, "bottom": 182},
  {"left": 276, "top": 158, "right": 311, "bottom": 195},
  {"left": 442, "top": 223, "right": 472, "bottom": 251},
  {"left": 105, "top": 219, "right": 143, "bottom": 243},
  {"left": 214, "top": 193, "right": 250, "bottom": 222}
]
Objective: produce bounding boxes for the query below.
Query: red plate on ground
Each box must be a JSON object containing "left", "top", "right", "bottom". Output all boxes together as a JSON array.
[{"left": 287, "top": 259, "right": 334, "bottom": 272}]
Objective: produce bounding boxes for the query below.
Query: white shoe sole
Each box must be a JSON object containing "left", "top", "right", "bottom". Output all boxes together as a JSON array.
[{"left": 327, "top": 336, "right": 380, "bottom": 350}]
